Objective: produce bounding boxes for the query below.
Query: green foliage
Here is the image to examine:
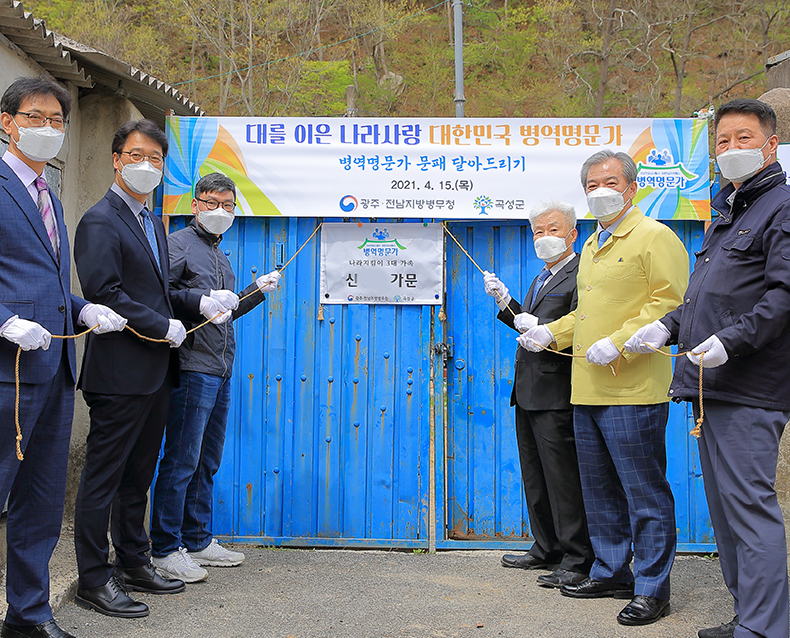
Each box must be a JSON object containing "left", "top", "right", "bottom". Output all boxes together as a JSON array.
[{"left": 20, "top": 0, "right": 790, "bottom": 117}]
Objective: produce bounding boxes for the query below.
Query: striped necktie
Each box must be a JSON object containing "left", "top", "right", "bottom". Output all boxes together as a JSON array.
[
  {"left": 34, "top": 176, "right": 60, "bottom": 260},
  {"left": 140, "top": 208, "right": 161, "bottom": 273}
]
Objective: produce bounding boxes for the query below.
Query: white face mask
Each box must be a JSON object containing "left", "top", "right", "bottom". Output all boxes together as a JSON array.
[
  {"left": 586, "top": 185, "right": 630, "bottom": 222},
  {"left": 717, "top": 138, "right": 771, "bottom": 183},
  {"left": 534, "top": 228, "right": 573, "bottom": 263},
  {"left": 197, "top": 207, "right": 235, "bottom": 235},
  {"left": 11, "top": 119, "right": 64, "bottom": 162},
  {"left": 119, "top": 159, "right": 162, "bottom": 195}
]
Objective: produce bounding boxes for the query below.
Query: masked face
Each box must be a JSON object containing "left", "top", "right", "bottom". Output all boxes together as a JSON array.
[
  {"left": 10, "top": 117, "right": 64, "bottom": 163},
  {"left": 534, "top": 228, "right": 573, "bottom": 263},
  {"left": 119, "top": 158, "right": 162, "bottom": 195},
  {"left": 586, "top": 186, "right": 629, "bottom": 222},
  {"left": 716, "top": 137, "right": 771, "bottom": 183},
  {"left": 197, "top": 207, "right": 235, "bottom": 235}
]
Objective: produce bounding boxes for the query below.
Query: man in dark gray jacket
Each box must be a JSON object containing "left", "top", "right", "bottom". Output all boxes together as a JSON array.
[
  {"left": 150, "top": 172, "right": 280, "bottom": 582},
  {"left": 626, "top": 99, "right": 790, "bottom": 638}
]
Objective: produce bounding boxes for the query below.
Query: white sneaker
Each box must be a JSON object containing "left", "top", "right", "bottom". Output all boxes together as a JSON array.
[
  {"left": 151, "top": 547, "right": 208, "bottom": 583},
  {"left": 188, "top": 539, "right": 245, "bottom": 567}
]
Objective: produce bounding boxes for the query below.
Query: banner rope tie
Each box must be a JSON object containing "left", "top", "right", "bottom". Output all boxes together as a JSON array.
[{"left": 12, "top": 221, "right": 323, "bottom": 460}]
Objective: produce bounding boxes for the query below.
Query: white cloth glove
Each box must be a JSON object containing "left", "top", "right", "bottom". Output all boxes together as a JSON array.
[
  {"left": 256, "top": 270, "right": 281, "bottom": 293},
  {"left": 687, "top": 334, "right": 728, "bottom": 368},
  {"left": 199, "top": 295, "right": 232, "bottom": 325},
  {"left": 624, "top": 320, "right": 671, "bottom": 354},
  {"left": 165, "top": 319, "right": 187, "bottom": 348},
  {"left": 78, "top": 303, "right": 127, "bottom": 334},
  {"left": 513, "top": 312, "right": 538, "bottom": 333},
  {"left": 517, "top": 324, "right": 554, "bottom": 352},
  {"left": 586, "top": 337, "right": 621, "bottom": 366},
  {"left": 0, "top": 316, "right": 51, "bottom": 351},
  {"left": 482, "top": 270, "right": 511, "bottom": 308},
  {"left": 210, "top": 289, "right": 239, "bottom": 311}
]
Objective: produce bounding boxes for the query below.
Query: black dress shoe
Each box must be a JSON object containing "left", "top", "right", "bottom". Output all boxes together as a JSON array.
[
  {"left": 617, "top": 595, "right": 671, "bottom": 625},
  {"left": 75, "top": 576, "right": 149, "bottom": 618},
  {"left": 698, "top": 615, "right": 739, "bottom": 638},
  {"left": 536, "top": 568, "right": 588, "bottom": 589},
  {"left": 114, "top": 562, "right": 186, "bottom": 594},
  {"left": 560, "top": 577, "right": 635, "bottom": 599},
  {"left": 1, "top": 620, "right": 76, "bottom": 638},
  {"left": 500, "top": 553, "right": 559, "bottom": 570}
]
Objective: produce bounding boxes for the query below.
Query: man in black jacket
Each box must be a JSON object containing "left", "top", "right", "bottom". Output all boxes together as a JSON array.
[
  {"left": 150, "top": 172, "right": 280, "bottom": 582},
  {"left": 73, "top": 122, "right": 237, "bottom": 618},
  {"left": 483, "top": 200, "right": 593, "bottom": 589},
  {"left": 626, "top": 99, "right": 790, "bottom": 638}
]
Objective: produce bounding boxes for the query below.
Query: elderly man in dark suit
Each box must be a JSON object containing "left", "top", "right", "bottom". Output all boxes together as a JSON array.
[
  {"left": 0, "top": 77, "right": 125, "bottom": 638},
  {"left": 72, "top": 119, "right": 237, "bottom": 618},
  {"left": 482, "top": 200, "right": 593, "bottom": 589}
]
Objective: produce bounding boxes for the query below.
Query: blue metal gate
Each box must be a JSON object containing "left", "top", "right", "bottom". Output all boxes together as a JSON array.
[{"left": 167, "top": 215, "right": 715, "bottom": 552}]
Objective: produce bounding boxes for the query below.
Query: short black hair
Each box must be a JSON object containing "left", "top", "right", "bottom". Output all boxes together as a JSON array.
[
  {"left": 195, "top": 172, "right": 236, "bottom": 199},
  {"left": 1, "top": 76, "right": 72, "bottom": 119},
  {"left": 715, "top": 99, "right": 777, "bottom": 137},
  {"left": 112, "top": 119, "right": 168, "bottom": 157}
]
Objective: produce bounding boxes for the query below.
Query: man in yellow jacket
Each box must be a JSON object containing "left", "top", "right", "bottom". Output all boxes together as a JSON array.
[{"left": 520, "top": 149, "right": 688, "bottom": 626}]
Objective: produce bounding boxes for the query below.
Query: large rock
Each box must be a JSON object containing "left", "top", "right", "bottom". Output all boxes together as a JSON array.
[{"left": 758, "top": 88, "right": 790, "bottom": 143}]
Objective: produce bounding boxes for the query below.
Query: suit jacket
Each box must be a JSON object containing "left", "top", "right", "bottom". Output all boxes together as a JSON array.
[
  {"left": 497, "top": 255, "right": 579, "bottom": 412},
  {"left": 0, "top": 159, "right": 86, "bottom": 385},
  {"left": 74, "top": 188, "right": 202, "bottom": 395}
]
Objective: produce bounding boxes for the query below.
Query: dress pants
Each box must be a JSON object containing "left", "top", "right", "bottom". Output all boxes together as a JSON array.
[
  {"left": 695, "top": 400, "right": 789, "bottom": 638},
  {"left": 74, "top": 376, "right": 172, "bottom": 589},
  {"left": 151, "top": 371, "right": 231, "bottom": 557},
  {"left": 573, "top": 404, "right": 676, "bottom": 600},
  {"left": 0, "top": 356, "right": 72, "bottom": 625},
  {"left": 515, "top": 406, "right": 593, "bottom": 573}
]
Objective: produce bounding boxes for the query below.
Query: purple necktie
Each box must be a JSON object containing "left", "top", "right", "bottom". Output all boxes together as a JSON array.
[{"left": 34, "top": 176, "right": 60, "bottom": 260}]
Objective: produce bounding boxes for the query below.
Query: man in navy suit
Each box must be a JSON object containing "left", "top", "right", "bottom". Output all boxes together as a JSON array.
[
  {"left": 483, "top": 201, "right": 593, "bottom": 589},
  {"left": 0, "top": 77, "right": 125, "bottom": 638},
  {"left": 72, "top": 120, "right": 235, "bottom": 618}
]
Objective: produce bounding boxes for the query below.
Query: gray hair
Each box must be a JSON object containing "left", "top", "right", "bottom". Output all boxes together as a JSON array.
[
  {"left": 528, "top": 199, "right": 577, "bottom": 231},
  {"left": 580, "top": 149, "right": 638, "bottom": 187}
]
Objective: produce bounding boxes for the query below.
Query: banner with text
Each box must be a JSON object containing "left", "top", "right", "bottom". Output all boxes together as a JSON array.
[
  {"left": 164, "top": 117, "right": 711, "bottom": 220},
  {"left": 320, "top": 223, "right": 443, "bottom": 305}
]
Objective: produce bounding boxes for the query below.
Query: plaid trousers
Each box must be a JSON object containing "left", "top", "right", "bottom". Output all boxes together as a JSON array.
[{"left": 573, "top": 403, "right": 676, "bottom": 600}]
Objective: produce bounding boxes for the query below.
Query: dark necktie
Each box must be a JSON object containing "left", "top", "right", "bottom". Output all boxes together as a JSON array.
[{"left": 140, "top": 208, "right": 161, "bottom": 273}]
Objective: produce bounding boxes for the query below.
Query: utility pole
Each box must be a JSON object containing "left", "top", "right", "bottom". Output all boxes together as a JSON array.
[{"left": 452, "top": 0, "right": 465, "bottom": 117}]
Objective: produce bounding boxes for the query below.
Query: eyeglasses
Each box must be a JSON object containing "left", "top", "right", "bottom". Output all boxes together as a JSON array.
[
  {"left": 197, "top": 198, "right": 236, "bottom": 213},
  {"left": 16, "top": 111, "right": 68, "bottom": 130},
  {"left": 120, "top": 151, "right": 164, "bottom": 168}
]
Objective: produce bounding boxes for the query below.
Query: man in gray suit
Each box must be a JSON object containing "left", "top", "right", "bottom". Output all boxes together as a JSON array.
[{"left": 483, "top": 200, "right": 593, "bottom": 588}]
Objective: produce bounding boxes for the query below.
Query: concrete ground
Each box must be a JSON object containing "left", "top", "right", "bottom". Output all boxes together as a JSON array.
[{"left": 1, "top": 527, "right": 735, "bottom": 638}]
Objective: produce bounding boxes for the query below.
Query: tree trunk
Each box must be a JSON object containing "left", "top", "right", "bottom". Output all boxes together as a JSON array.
[{"left": 594, "top": 0, "right": 617, "bottom": 117}]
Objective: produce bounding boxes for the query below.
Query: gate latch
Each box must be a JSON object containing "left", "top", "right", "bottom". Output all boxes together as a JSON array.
[{"left": 433, "top": 337, "right": 454, "bottom": 360}]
